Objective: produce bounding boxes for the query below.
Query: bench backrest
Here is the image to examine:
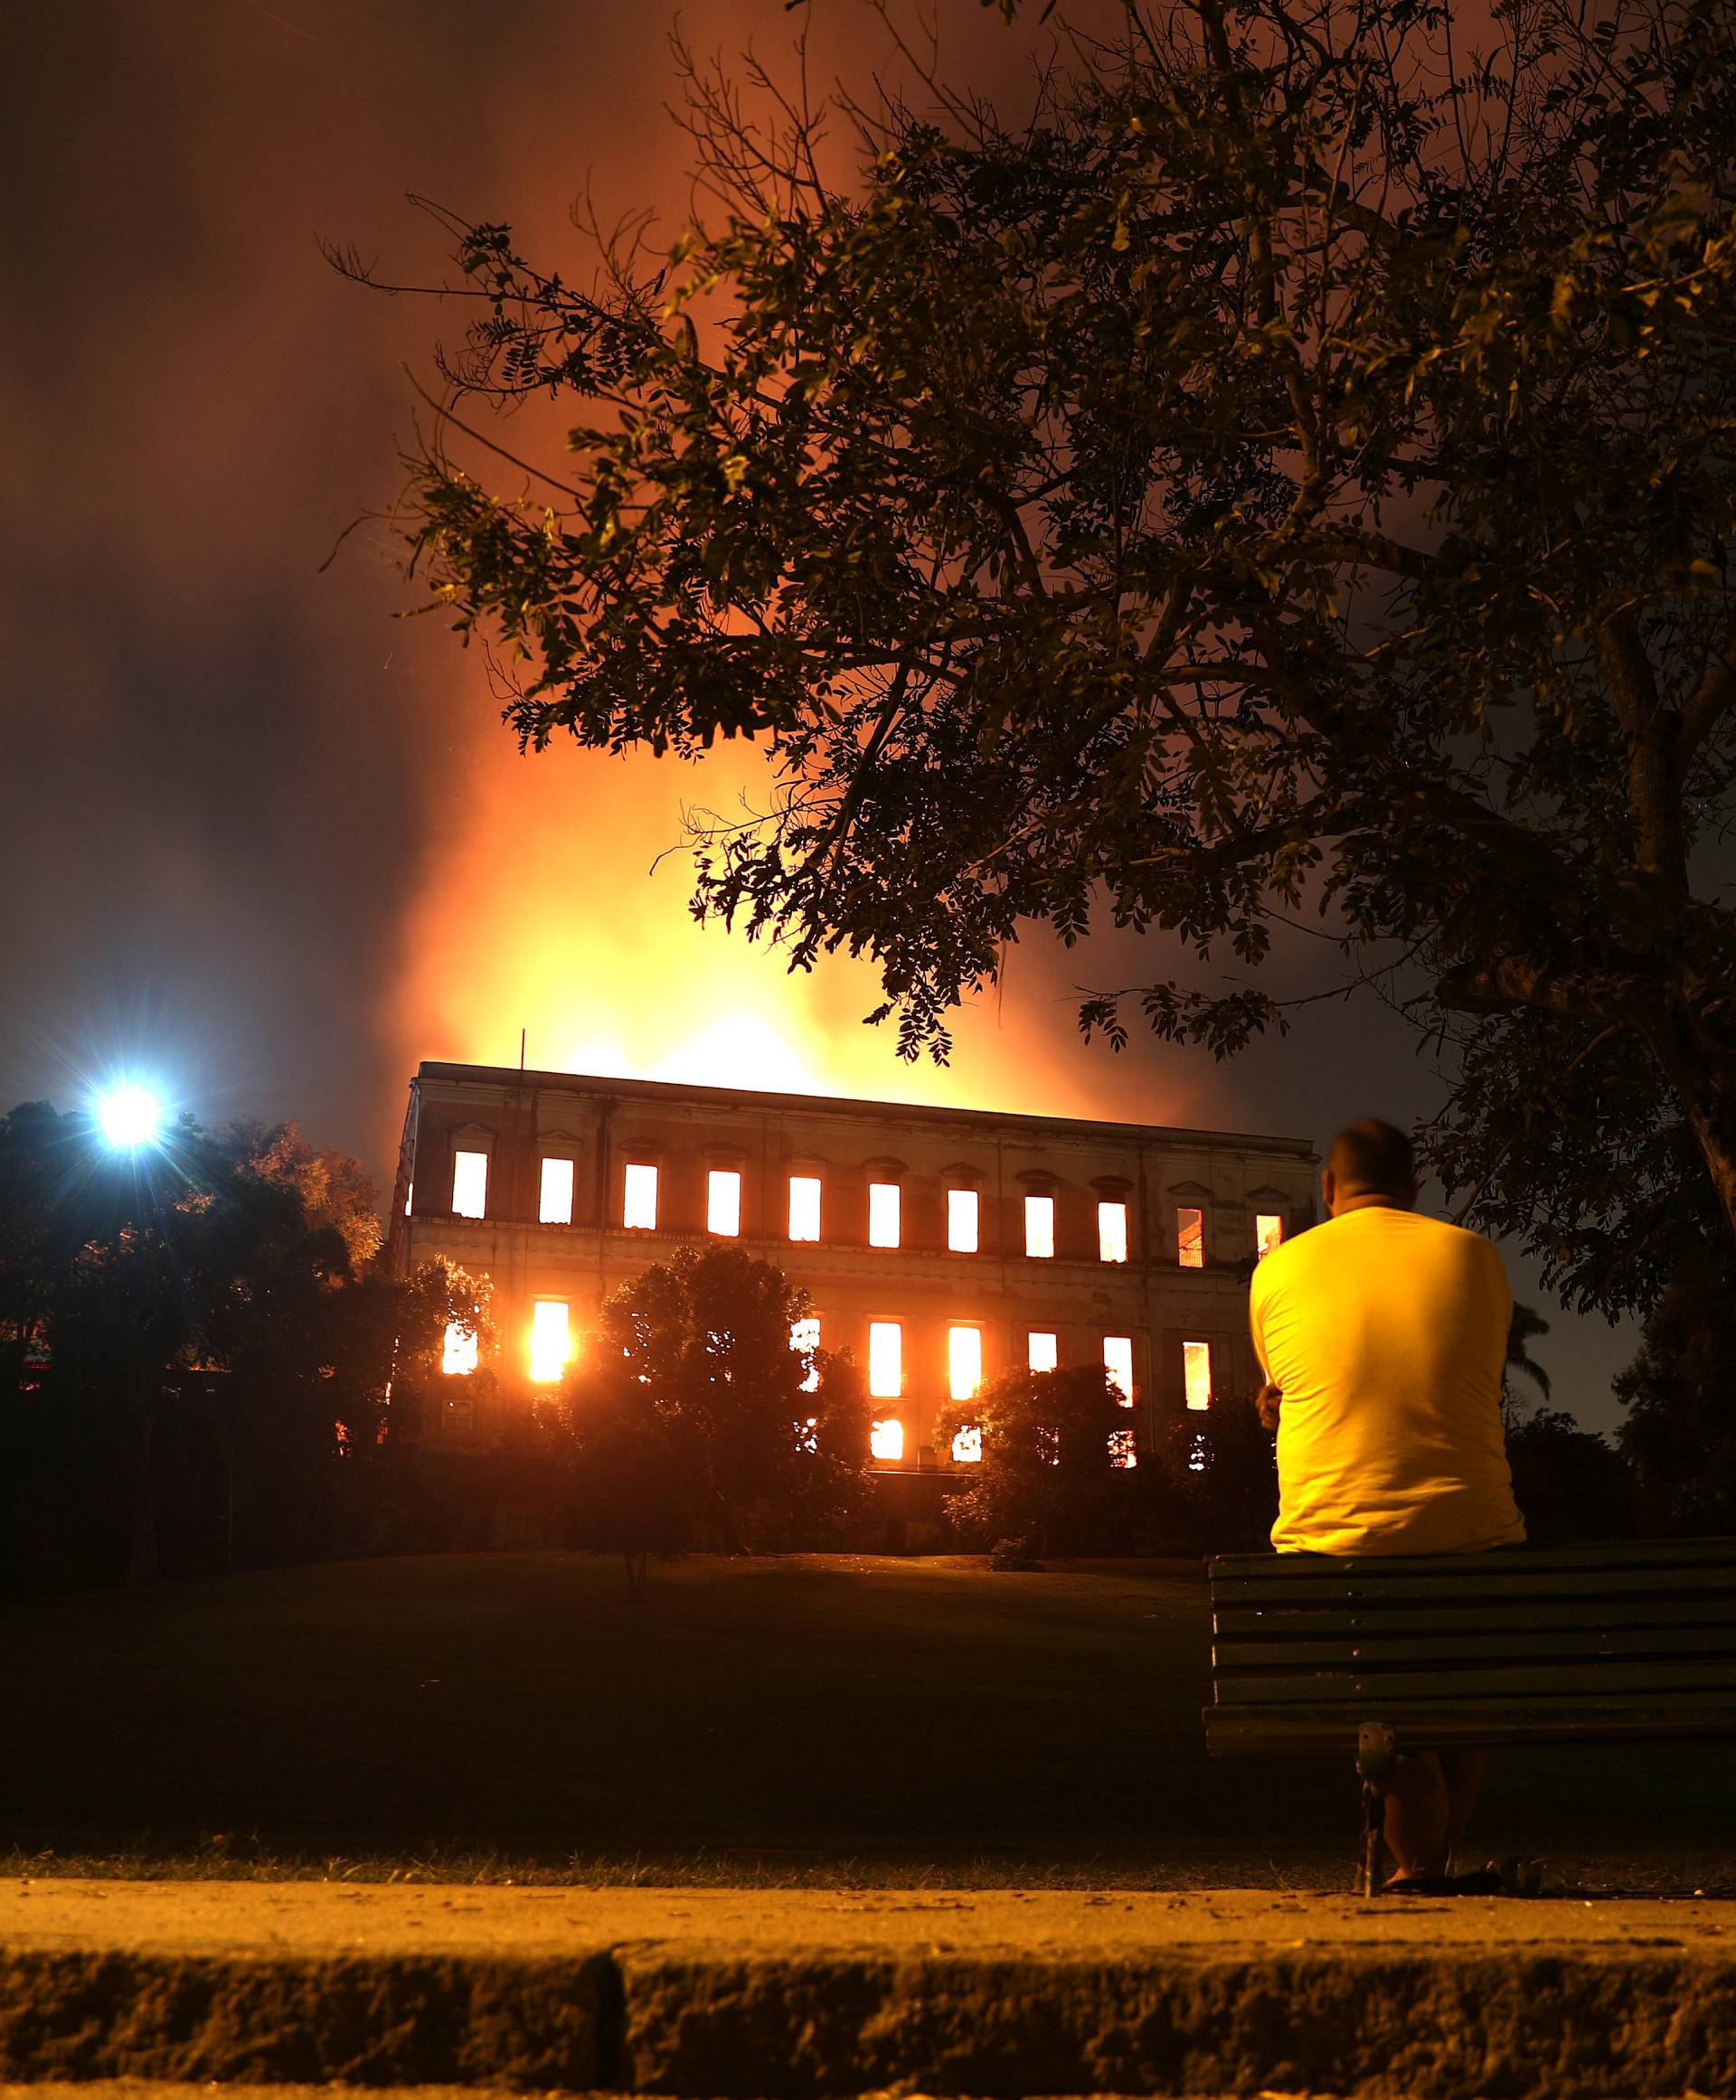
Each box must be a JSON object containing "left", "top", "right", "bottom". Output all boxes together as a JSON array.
[{"left": 1205, "top": 1536, "right": 1736, "bottom": 1756}]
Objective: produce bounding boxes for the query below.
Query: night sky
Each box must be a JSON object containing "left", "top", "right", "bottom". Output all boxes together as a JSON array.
[{"left": 1, "top": 1, "right": 1634, "bottom": 1425}]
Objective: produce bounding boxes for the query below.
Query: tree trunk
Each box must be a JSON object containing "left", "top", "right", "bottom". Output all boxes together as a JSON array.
[{"left": 1663, "top": 1054, "right": 1736, "bottom": 1253}]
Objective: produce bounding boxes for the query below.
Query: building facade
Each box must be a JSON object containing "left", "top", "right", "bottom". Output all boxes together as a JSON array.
[{"left": 385, "top": 1060, "right": 1316, "bottom": 1463}]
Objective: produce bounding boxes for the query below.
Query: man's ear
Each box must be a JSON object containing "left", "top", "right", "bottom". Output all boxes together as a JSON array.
[{"left": 1321, "top": 1165, "right": 1336, "bottom": 1212}]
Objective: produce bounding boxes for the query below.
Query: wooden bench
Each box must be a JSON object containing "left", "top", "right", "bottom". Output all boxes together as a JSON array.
[{"left": 1205, "top": 1536, "right": 1736, "bottom": 1893}]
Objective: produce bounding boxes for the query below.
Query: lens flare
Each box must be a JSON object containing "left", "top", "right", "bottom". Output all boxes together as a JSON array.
[{"left": 96, "top": 1083, "right": 164, "bottom": 1149}]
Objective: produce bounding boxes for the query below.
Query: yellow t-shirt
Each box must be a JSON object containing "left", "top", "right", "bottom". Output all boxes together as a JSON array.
[{"left": 1249, "top": 1204, "right": 1526, "bottom": 1557}]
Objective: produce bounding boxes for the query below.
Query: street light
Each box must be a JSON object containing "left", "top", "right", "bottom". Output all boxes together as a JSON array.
[{"left": 95, "top": 1082, "right": 165, "bottom": 1150}]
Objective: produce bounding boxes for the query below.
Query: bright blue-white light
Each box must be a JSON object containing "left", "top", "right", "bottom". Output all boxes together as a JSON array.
[{"left": 96, "top": 1083, "right": 165, "bottom": 1150}]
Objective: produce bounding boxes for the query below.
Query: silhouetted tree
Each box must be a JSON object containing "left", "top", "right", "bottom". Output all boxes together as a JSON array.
[
  {"left": 1505, "top": 1408, "right": 1637, "bottom": 1544},
  {"left": 1617, "top": 1257, "right": 1736, "bottom": 1533},
  {"left": 0, "top": 1098, "right": 482, "bottom": 1585},
  {"left": 940, "top": 1363, "right": 1137, "bottom": 1559},
  {"left": 1504, "top": 1305, "right": 1554, "bottom": 1413},
  {"left": 544, "top": 1242, "right": 871, "bottom": 1572},
  {"left": 222, "top": 1118, "right": 384, "bottom": 1270},
  {"left": 364, "top": 0, "right": 1736, "bottom": 1316}
]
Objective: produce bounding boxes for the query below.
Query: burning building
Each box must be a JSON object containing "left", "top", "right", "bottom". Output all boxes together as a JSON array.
[{"left": 385, "top": 1060, "right": 1316, "bottom": 1463}]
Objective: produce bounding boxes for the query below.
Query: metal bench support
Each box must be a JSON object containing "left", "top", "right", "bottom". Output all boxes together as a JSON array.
[{"left": 1355, "top": 1721, "right": 1397, "bottom": 1896}]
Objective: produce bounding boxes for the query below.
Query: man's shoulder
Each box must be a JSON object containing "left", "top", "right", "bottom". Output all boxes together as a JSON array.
[{"left": 1403, "top": 1211, "right": 1507, "bottom": 1264}]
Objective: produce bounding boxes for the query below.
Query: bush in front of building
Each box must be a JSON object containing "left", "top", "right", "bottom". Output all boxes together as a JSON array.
[
  {"left": 539, "top": 1243, "right": 875, "bottom": 1577},
  {"left": 939, "top": 1362, "right": 1144, "bottom": 1559},
  {"left": 1147, "top": 1394, "right": 1279, "bottom": 1555}
]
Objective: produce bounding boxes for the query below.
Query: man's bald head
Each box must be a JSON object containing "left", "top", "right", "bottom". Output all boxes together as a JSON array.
[{"left": 1324, "top": 1118, "right": 1418, "bottom": 1215}]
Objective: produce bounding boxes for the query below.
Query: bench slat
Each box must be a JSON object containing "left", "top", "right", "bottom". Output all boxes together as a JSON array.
[
  {"left": 1215, "top": 1657, "right": 1736, "bottom": 1705},
  {"left": 1213, "top": 1596, "right": 1736, "bottom": 1638},
  {"left": 1215, "top": 1624, "right": 1736, "bottom": 1668},
  {"left": 1213, "top": 1565, "right": 1736, "bottom": 1607},
  {"left": 1209, "top": 1539, "right": 1736, "bottom": 1578},
  {"left": 1204, "top": 1698, "right": 1736, "bottom": 1754}
]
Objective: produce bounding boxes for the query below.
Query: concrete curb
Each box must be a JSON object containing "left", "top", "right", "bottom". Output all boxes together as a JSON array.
[
  {"left": 0, "top": 1950, "right": 615, "bottom": 2092},
  {"left": 5, "top": 1881, "right": 1735, "bottom": 2097}
]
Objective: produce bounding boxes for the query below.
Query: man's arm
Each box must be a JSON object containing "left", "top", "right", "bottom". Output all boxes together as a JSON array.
[{"left": 1250, "top": 1269, "right": 1282, "bottom": 1431}]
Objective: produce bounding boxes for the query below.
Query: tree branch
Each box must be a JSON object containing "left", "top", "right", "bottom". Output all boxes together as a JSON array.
[{"left": 1679, "top": 638, "right": 1736, "bottom": 771}]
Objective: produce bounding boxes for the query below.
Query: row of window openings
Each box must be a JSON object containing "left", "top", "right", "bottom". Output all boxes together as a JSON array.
[
  {"left": 445, "top": 1151, "right": 1280, "bottom": 1267},
  {"left": 443, "top": 1311, "right": 1214, "bottom": 1450}
]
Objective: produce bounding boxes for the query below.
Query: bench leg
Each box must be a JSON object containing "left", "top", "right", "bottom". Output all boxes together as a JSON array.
[{"left": 1355, "top": 1722, "right": 1397, "bottom": 1898}]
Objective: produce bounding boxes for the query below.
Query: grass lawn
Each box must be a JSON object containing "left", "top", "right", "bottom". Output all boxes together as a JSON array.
[{"left": 4, "top": 1552, "right": 1731, "bottom": 1891}]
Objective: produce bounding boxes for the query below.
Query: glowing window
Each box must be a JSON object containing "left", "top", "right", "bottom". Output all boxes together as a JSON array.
[
  {"left": 403, "top": 1180, "right": 413, "bottom": 1218},
  {"left": 868, "top": 1320, "right": 902, "bottom": 1398},
  {"left": 788, "top": 1174, "right": 822, "bottom": 1242},
  {"left": 1256, "top": 1212, "right": 1284, "bottom": 1260},
  {"left": 441, "top": 1321, "right": 477, "bottom": 1376},
  {"left": 1024, "top": 1194, "right": 1054, "bottom": 1258},
  {"left": 868, "top": 1182, "right": 901, "bottom": 1248},
  {"left": 947, "top": 1187, "right": 979, "bottom": 1253},
  {"left": 1098, "top": 1201, "right": 1128, "bottom": 1264},
  {"left": 948, "top": 1324, "right": 983, "bottom": 1401},
  {"left": 790, "top": 1315, "right": 820, "bottom": 1394},
  {"left": 451, "top": 1149, "right": 488, "bottom": 1220},
  {"left": 528, "top": 1300, "right": 571, "bottom": 1384},
  {"left": 1184, "top": 1338, "right": 1213, "bottom": 1411},
  {"left": 870, "top": 1417, "right": 905, "bottom": 1463},
  {"left": 1176, "top": 1206, "right": 1204, "bottom": 1267},
  {"left": 1028, "top": 1330, "right": 1058, "bottom": 1374},
  {"left": 1109, "top": 1427, "right": 1137, "bottom": 1470},
  {"left": 622, "top": 1163, "right": 658, "bottom": 1230},
  {"left": 707, "top": 1168, "right": 742, "bottom": 1237},
  {"left": 539, "top": 1156, "right": 574, "bottom": 1226},
  {"left": 1104, "top": 1335, "right": 1135, "bottom": 1406},
  {"left": 950, "top": 1426, "right": 983, "bottom": 1464}
]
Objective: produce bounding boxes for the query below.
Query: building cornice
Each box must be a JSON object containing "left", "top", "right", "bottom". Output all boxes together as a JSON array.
[{"left": 412, "top": 1060, "right": 1316, "bottom": 1162}]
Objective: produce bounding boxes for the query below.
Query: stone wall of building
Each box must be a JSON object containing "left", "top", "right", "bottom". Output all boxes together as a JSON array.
[{"left": 385, "top": 1061, "right": 1316, "bottom": 1465}]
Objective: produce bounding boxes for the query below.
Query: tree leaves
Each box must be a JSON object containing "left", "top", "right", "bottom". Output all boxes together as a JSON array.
[{"left": 385, "top": 0, "right": 1736, "bottom": 1312}]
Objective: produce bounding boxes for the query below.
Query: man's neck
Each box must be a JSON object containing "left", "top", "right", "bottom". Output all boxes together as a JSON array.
[{"left": 1330, "top": 1192, "right": 1414, "bottom": 1219}]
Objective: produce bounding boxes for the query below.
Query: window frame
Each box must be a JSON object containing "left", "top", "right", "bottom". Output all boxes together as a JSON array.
[
  {"left": 788, "top": 1172, "right": 823, "bottom": 1243},
  {"left": 538, "top": 1154, "right": 577, "bottom": 1226},
  {"left": 449, "top": 1144, "right": 490, "bottom": 1220},
  {"left": 867, "top": 1181, "right": 901, "bottom": 1249},
  {"left": 528, "top": 1298, "right": 573, "bottom": 1385},
  {"left": 621, "top": 1161, "right": 659, "bottom": 1230},
  {"left": 946, "top": 1186, "right": 980, "bottom": 1254},
  {"left": 1024, "top": 1192, "right": 1056, "bottom": 1259}
]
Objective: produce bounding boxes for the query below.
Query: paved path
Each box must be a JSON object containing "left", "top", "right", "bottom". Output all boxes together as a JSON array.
[{"left": 5, "top": 1878, "right": 1735, "bottom": 2095}]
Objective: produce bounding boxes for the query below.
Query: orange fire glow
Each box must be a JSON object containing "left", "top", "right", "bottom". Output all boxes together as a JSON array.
[
  {"left": 377, "top": 734, "right": 1207, "bottom": 1154},
  {"left": 528, "top": 1300, "right": 572, "bottom": 1384},
  {"left": 870, "top": 1417, "right": 905, "bottom": 1463},
  {"left": 441, "top": 1320, "right": 478, "bottom": 1376}
]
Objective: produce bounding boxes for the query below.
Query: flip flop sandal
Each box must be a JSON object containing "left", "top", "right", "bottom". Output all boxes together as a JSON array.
[{"left": 1382, "top": 1868, "right": 1505, "bottom": 1896}]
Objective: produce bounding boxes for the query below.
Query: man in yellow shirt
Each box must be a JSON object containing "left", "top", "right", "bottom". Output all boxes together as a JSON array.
[{"left": 1249, "top": 1117, "right": 1526, "bottom": 1888}]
